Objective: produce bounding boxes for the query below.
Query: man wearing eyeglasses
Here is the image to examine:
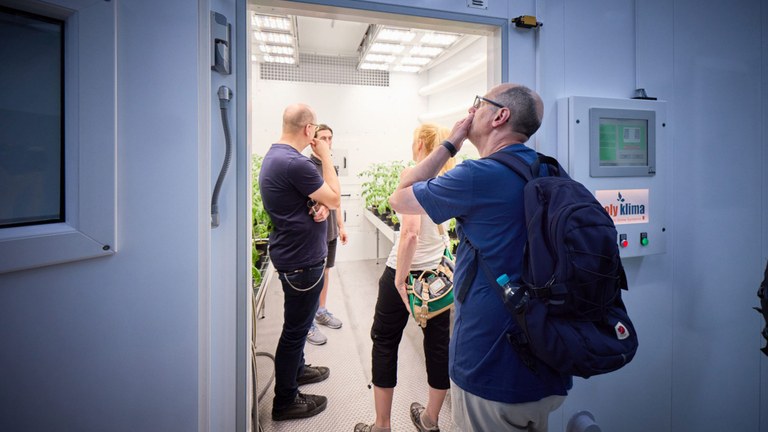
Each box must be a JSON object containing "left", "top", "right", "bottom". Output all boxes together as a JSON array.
[
  {"left": 259, "top": 103, "right": 341, "bottom": 421},
  {"left": 390, "top": 84, "right": 571, "bottom": 432}
]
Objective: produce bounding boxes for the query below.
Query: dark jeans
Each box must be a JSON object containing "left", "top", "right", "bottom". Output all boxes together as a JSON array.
[
  {"left": 371, "top": 266, "right": 450, "bottom": 390},
  {"left": 273, "top": 261, "right": 325, "bottom": 410}
]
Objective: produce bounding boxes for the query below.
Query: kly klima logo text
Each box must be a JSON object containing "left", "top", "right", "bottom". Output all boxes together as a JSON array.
[{"left": 604, "top": 192, "right": 646, "bottom": 217}]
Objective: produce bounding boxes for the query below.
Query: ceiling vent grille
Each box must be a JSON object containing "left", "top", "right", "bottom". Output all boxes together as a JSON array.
[
  {"left": 467, "top": 0, "right": 487, "bottom": 10},
  {"left": 260, "top": 53, "right": 389, "bottom": 87}
]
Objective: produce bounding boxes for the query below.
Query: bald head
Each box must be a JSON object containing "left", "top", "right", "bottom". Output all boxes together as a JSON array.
[
  {"left": 282, "top": 103, "right": 316, "bottom": 135},
  {"left": 491, "top": 84, "right": 544, "bottom": 140}
]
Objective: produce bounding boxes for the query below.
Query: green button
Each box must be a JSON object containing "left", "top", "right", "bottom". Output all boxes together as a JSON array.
[{"left": 641, "top": 237, "right": 649, "bottom": 246}]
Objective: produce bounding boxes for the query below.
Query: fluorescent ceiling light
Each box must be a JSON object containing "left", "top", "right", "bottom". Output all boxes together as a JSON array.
[
  {"left": 369, "top": 42, "right": 405, "bottom": 54},
  {"left": 356, "top": 24, "right": 464, "bottom": 73},
  {"left": 263, "top": 55, "right": 295, "bottom": 64},
  {"left": 253, "top": 31, "right": 293, "bottom": 45},
  {"left": 409, "top": 46, "right": 443, "bottom": 57},
  {"left": 252, "top": 15, "right": 291, "bottom": 31},
  {"left": 259, "top": 44, "right": 294, "bottom": 55},
  {"left": 364, "top": 53, "right": 396, "bottom": 63},
  {"left": 420, "top": 32, "right": 460, "bottom": 46},
  {"left": 376, "top": 28, "right": 415, "bottom": 43},
  {"left": 250, "top": 13, "right": 299, "bottom": 66}
]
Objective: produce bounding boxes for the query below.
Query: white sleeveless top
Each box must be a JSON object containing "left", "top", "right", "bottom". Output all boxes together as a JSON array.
[{"left": 385, "top": 213, "right": 447, "bottom": 271}]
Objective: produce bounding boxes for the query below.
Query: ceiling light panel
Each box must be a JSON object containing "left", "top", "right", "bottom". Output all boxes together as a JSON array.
[
  {"left": 376, "top": 28, "right": 416, "bottom": 43},
  {"left": 254, "top": 31, "right": 293, "bottom": 45},
  {"left": 369, "top": 42, "right": 405, "bottom": 54},
  {"left": 251, "top": 13, "right": 299, "bottom": 65},
  {"left": 364, "top": 53, "right": 396, "bottom": 63},
  {"left": 420, "top": 32, "right": 460, "bottom": 46},
  {"left": 259, "top": 44, "right": 294, "bottom": 55},
  {"left": 252, "top": 15, "right": 291, "bottom": 31},
  {"left": 357, "top": 24, "right": 464, "bottom": 74},
  {"left": 263, "top": 55, "right": 295, "bottom": 64}
]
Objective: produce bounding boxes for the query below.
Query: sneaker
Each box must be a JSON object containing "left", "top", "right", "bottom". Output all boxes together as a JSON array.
[
  {"left": 409, "top": 402, "right": 440, "bottom": 432},
  {"left": 271, "top": 392, "right": 327, "bottom": 421},
  {"left": 297, "top": 364, "right": 329, "bottom": 385},
  {"left": 306, "top": 323, "right": 327, "bottom": 345},
  {"left": 353, "top": 423, "right": 373, "bottom": 432},
  {"left": 315, "top": 309, "right": 343, "bottom": 329}
]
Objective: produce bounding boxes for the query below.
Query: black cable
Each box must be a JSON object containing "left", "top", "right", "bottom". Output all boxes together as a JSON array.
[{"left": 211, "top": 86, "right": 232, "bottom": 227}]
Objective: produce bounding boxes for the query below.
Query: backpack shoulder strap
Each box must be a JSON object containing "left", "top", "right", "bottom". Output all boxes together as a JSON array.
[
  {"left": 457, "top": 234, "right": 528, "bottom": 311},
  {"left": 485, "top": 151, "right": 537, "bottom": 181},
  {"left": 487, "top": 150, "right": 571, "bottom": 180}
]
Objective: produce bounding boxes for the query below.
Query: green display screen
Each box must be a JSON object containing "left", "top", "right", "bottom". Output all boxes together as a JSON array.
[{"left": 598, "top": 118, "right": 648, "bottom": 167}]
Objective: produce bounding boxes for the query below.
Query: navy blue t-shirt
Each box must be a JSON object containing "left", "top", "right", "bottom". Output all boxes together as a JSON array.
[
  {"left": 413, "top": 144, "right": 572, "bottom": 404},
  {"left": 259, "top": 144, "right": 327, "bottom": 271}
]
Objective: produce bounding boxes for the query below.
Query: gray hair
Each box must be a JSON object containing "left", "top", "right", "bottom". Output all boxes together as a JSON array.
[{"left": 495, "top": 85, "right": 542, "bottom": 139}]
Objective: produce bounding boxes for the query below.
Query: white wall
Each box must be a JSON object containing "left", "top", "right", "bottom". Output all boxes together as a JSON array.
[
  {"left": 424, "top": 36, "right": 488, "bottom": 160},
  {"left": 251, "top": 73, "right": 424, "bottom": 170}
]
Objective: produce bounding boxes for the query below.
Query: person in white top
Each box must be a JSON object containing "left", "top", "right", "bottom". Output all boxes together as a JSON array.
[{"left": 355, "top": 124, "right": 456, "bottom": 432}]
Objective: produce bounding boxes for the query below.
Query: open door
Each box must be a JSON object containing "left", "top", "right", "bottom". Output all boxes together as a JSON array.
[{"left": 238, "top": 1, "right": 509, "bottom": 430}]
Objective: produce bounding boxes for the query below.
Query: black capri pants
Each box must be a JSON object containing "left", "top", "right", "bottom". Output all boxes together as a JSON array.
[{"left": 370, "top": 265, "right": 450, "bottom": 390}]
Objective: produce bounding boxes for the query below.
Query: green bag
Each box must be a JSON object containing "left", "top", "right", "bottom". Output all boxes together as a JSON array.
[{"left": 407, "top": 248, "right": 455, "bottom": 328}]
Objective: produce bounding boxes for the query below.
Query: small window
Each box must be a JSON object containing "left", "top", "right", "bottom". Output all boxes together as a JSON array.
[
  {"left": 0, "top": 0, "right": 116, "bottom": 274},
  {"left": 0, "top": 6, "right": 65, "bottom": 228}
]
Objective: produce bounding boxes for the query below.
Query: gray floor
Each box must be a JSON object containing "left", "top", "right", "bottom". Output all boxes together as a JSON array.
[{"left": 254, "top": 259, "right": 456, "bottom": 432}]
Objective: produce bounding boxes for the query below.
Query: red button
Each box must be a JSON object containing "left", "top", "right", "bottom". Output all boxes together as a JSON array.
[{"left": 620, "top": 239, "right": 629, "bottom": 248}]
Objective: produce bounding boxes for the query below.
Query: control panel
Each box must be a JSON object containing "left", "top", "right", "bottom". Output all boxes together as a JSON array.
[{"left": 558, "top": 96, "right": 667, "bottom": 258}]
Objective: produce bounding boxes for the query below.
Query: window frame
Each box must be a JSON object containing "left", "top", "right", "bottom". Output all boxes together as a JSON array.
[
  {"left": 0, "top": 5, "right": 66, "bottom": 229},
  {"left": 0, "top": 0, "right": 116, "bottom": 274}
]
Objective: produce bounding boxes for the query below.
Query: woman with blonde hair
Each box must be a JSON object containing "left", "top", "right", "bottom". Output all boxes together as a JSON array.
[{"left": 355, "top": 124, "right": 456, "bottom": 432}]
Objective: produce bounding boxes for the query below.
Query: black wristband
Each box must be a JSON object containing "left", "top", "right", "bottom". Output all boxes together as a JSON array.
[{"left": 441, "top": 140, "right": 458, "bottom": 157}]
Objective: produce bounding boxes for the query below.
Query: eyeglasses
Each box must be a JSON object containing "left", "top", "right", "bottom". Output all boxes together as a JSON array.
[
  {"left": 307, "top": 123, "right": 319, "bottom": 130},
  {"left": 473, "top": 95, "right": 505, "bottom": 110},
  {"left": 307, "top": 199, "right": 319, "bottom": 216}
]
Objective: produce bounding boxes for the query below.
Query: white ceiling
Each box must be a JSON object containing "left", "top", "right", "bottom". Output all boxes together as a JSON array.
[
  {"left": 250, "top": 9, "right": 488, "bottom": 72},
  {"left": 295, "top": 16, "right": 369, "bottom": 57}
]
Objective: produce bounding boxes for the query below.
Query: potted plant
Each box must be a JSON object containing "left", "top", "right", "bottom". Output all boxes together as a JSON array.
[
  {"left": 447, "top": 217, "right": 458, "bottom": 255},
  {"left": 389, "top": 213, "right": 400, "bottom": 230},
  {"left": 252, "top": 154, "right": 273, "bottom": 286},
  {"left": 359, "top": 160, "right": 411, "bottom": 223}
]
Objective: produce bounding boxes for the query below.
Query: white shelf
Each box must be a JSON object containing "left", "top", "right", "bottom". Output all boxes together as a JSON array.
[{"left": 363, "top": 209, "right": 398, "bottom": 243}]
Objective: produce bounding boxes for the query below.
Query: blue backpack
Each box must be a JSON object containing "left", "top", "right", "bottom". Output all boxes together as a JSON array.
[{"left": 461, "top": 151, "right": 638, "bottom": 378}]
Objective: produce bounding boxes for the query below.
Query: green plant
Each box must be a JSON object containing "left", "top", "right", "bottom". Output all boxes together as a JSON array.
[
  {"left": 251, "top": 154, "right": 273, "bottom": 286},
  {"left": 251, "top": 154, "right": 273, "bottom": 240},
  {"left": 359, "top": 160, "right": 411, "bottom": 215},
  {"left": 252, "top": 247, "right": 262, "bottom": 287}
]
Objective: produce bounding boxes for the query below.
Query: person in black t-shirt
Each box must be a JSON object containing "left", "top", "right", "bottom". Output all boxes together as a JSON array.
[{"left": 259, "top": 103, "right": 341, "bottom": 421}]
